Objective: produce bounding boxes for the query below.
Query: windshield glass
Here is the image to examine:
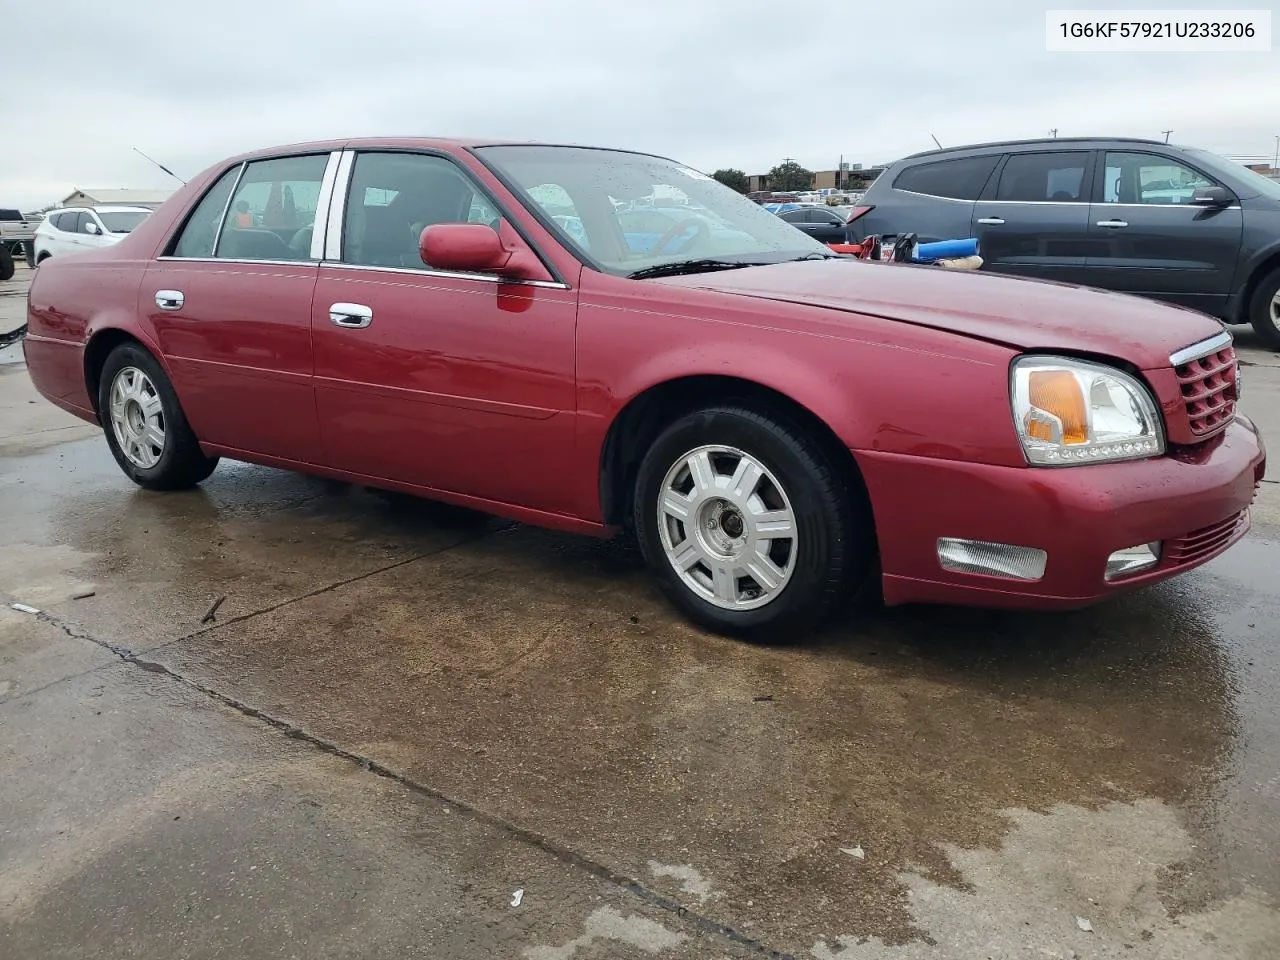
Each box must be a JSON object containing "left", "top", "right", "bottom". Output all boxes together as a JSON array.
[
  {"left": 1183, "top": 148, "right": 1280, "bottom": 201},
  {"left": 475, "top": 145, "right": 831, "bottom": 274},
  {"left": 96, "top": 211, "right": 150, "bottom": 234}
]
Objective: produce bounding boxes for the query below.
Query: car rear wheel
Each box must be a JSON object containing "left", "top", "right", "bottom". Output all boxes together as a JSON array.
[
  {"left": 0, "top": 246, "right": 13, "bottom": 282},
  {"left": 98, "top": 343, "right": 218, "bottom": 490},
  {"left": 632, "top": 405, "right": 872, "bottom": 643},
  {"left": 1248, "top": 267, "right": 1280, "bottom": 349}
]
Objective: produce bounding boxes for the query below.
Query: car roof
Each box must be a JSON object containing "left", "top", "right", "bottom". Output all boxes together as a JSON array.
[
  {"left": 223, "top": 137, "right": 679, "bottom": 165},
  {"left": 896, "top": 136, "right": 1179, "bottom": 163},
  {"left": 46, "top": 205, "right": 154, "bottom": 214}
]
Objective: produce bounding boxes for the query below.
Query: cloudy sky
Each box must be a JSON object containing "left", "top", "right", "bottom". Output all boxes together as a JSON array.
[{"left": 2, "top": 0, "right": 1276, "bottom": 210}]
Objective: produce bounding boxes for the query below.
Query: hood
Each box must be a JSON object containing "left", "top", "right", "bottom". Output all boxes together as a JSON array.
[{"left": 650, "top": 259, "right": 1224, "bottom": 370}]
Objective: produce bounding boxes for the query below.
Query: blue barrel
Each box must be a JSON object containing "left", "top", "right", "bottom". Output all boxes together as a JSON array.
[{"left": 912, "top": 238, "right": 979, "bottom": 262}]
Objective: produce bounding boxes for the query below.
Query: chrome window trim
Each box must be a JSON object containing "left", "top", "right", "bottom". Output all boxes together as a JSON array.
[
  {"left": 324, "top": 149, "right": 355, "bottom": 261},
  {"left": 972, "top": 199, "right": 1091, "bottom": 206},
  {"left": 1094, "top": 202, "right": 1243, "bottom": 210},
  {"left": 155, "top": 256, "right": 320, "bottom": 268},
  {"left": 309, "top": 151, "right": 343, "bottom": 260},
  {"left": 1169, "top": 330, "right": 1233, "bottom": 367},
  {"left": 893, "top": 189, "right": 985, "bottom": 204},
  {"left": 319, "top": 260, "right": 570, "bottom": 289},
  {"left": 209, "top": 162, "right": 247, "bottom": 258}
]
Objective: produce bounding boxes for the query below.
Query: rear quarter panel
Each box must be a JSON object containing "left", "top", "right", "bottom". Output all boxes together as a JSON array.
[
  {"left": 570, "top": 269, "right": 1024, "bottom": 521},
  {"left": 25, "top": 257, "right": 153, "bottom": 417},
  {"left": 23, "top": 159, "right": 233, "bottom": 418}
]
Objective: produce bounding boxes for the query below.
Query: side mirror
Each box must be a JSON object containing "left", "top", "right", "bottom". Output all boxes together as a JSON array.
[
  {"left": 1190, "top": 185, "right": 1231, "bottom": 206},
  {"left": 419, "top": 222, "right": 545, "bottom": 281},
  {"left": 84, "top": 221, "right": 100, "bottom": 235}
]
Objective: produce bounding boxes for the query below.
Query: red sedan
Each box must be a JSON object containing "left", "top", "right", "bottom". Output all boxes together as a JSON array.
[{"left": 23, "top": 138, "right": 1267, "bottom": 641}]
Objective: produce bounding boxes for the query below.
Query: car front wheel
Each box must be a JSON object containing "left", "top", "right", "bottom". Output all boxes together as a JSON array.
[
  {"left": 98, "top": 343, "right": 219, "bottom": 490},
  {"left": 632, "top": 405, "right": 872, "bottom": 642}
]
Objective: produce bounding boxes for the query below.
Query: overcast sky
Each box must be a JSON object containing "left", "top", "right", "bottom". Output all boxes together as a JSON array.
[{"left": 2, "top": 0, "right": 1276, "bottom": 210}]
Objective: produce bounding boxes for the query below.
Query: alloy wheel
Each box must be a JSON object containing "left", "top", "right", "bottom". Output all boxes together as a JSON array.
[
  {"left": 656, "top": 444, "right": 798, "bottom": 610},
  {"left": 108, "top": 366, "right": 166, "bottom": 469}
]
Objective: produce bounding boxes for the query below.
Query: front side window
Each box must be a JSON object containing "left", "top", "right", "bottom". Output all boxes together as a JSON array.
[
  {"left": 1102, "top": 152, "right": 1216, "bottom": 205},
  {"left": 476, "top": 145, "right": 830, "bottom": 274},
  {"left": 73, "top": 212, "right": 93, "bottom": 234},
  {"left": 216, "top": 154, "right": 329, "bottom": 261},
  {"left": 170, "top": 166, "right": 241, "bottom": 258},
  {"left": 894, "top": 155, "right": 1000, "bottom": 200},
  {"left": 995, "top": 152, "right": 1090, "bottom": 203},
  {"left": 341, "top": 152, "right": 498, "bottom": 269}
]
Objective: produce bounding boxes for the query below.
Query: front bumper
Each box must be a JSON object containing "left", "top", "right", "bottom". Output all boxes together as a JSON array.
[{"left": 858, "top": 415, "right": 1267, "bottom": 610}]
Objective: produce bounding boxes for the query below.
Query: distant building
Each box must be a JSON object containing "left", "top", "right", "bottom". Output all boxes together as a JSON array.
[
  {"left": 60, "top": 188, "right": 175, "bottom": 210},
  {"left": 747, "top": 166, "right": 887, "bottom": 193}
]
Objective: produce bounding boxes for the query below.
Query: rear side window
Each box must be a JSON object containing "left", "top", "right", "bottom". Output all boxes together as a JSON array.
[
  {"left": 218, "top": 154, "right": 330, "bottom": 261},
  {"left": 171, "top": 166, "right": 240, "bottom": 258},
  {"left": 52, "top": 212, "right": 75, "bottom": 231},
  {"left": 995, "top": 152, "right": 1090, "bottom": 202},
  {"left": 893, "top": 156, "right": 999, "bottom": 200}
]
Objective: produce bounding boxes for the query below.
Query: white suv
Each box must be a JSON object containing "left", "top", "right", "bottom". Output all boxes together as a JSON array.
[{"left": 33, "top": 205, "right": 152, "bottom": 263}]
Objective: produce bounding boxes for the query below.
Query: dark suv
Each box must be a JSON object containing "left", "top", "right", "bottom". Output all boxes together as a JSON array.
[{"left": 849, "top": 137, "right": 1280, "bottom": 346}]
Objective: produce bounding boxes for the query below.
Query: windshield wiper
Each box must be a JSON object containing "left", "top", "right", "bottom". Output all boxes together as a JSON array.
[{"left": 627, "top": 259, "right": 763, "bottom": 280}]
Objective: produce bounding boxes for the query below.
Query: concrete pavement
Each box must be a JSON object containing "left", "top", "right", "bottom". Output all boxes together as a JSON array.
[{"left": 2, "top": 262, "right": 1278, "bottom": 958}]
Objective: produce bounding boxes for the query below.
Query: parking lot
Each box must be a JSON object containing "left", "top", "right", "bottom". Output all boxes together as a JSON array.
[{"left": 2, "top": 259, "right": 1279, "bottom": 957}]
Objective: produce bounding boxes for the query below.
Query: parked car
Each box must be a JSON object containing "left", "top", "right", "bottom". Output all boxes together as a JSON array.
[
  {"left": 848, "top": 136, "right": 1280, "bottom": 346},
  {"left": 777, "top": 205, "right": 850, "bottom": 243},
  {"left": 0, "top": 208, "right": 37, "bottom": 279},
  {"left": 32, "top": 205, "right": 153, "bottom": 263},
  {"left": 23, "top": 137, "right": 1266, "bottom": 642}
]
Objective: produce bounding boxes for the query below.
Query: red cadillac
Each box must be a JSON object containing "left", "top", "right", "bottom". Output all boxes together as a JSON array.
[{"left": 23, "top": 138, "right": 1267, "bottom": 641}]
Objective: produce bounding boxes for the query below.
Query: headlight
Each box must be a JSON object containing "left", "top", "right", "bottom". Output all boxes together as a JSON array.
[{"left": 1011, "top": 356, "right": 1164, "bottom": 466}]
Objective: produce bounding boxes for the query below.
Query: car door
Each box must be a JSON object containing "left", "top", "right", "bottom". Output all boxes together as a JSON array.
[
  {"left": 1084, "top": 150, "right": 1244, "bottom": 315},
  {"left": 143, "top": 151, "right": 336, "bottom": 463},
  {"left": 971, "top": 150, "right": 1095, "bottom": 285},
  {"left": 311, "top": 149, "right": 579, "bottom": 512},
  {"left": 807, "top": 207, "right": 849, "bottom": 242},
  {"left": 67, "top": 211, "right": 96, "bottom": 253},
  {"left": 83, "top": 211, "right": 110, "bottom": 249},
  {"left": 855, "top": 153, "right": 1000, "bottom": 243}
]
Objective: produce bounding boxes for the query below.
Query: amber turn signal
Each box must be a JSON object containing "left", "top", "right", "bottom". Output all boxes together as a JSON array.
[{"left": 1027, "top": 369, "right": 1088, "bottom": 444}]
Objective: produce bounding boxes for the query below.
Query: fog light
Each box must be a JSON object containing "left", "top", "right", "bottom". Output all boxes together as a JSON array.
[
  {"left": 937, "top": 538, "right": 1047, "bottom": 581},
  {"left": 1104, "top": 542, "right": 1161, "bottom": 581}
]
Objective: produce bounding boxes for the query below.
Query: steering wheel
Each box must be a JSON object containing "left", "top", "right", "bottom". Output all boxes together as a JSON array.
[{"left": 652, "top": 218, "right": 710, "bottom": 255}]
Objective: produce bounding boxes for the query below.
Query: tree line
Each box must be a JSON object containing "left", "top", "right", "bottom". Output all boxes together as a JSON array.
[{"left": 710, "top": 160, "right": 868, "bottom": 194}]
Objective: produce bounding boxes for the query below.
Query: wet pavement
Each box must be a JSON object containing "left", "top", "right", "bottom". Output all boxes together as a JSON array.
[{"left": 2, "top": 261, "right": 1279, "bottom": 958}]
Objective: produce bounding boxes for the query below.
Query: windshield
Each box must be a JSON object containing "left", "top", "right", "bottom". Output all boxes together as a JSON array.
[
  {"left": 475, "top": 145, "right": 831, "bottom": 274},
  {"left": 96, "top": 211, "right": 150, "bottom": 234},
  {"left": 1183, "top": 148, "right": 1280, "bottom": 201}
]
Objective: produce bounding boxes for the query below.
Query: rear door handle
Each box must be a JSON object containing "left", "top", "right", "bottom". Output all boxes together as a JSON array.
[
  {"left": 1097, "top": 219, "right": 1129, "bottom": 228},
  {"left": 329, "top": 302, "right": 373, "bottom": 328},
  {"left": 155, "top": 289, "right": 184, "bottom": 310},
  {"left": 977, "top": 217, "right": 1005, "bottom": 225}
]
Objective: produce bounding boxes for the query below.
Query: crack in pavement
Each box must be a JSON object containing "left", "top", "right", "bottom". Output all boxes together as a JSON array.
[{"left": 2, "top": 524, "right": 797, "bottom": 959}]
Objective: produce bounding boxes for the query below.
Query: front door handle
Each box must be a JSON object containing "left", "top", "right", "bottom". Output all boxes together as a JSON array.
[
  {"left": 329, "top": 302, "right": 373, "bottom": 328},
  {"left": 155, "top": 289, "right": 184, "bottom": 310},
  {"left": 977, "top": 217, "right": 1005, "bottom": 225},
  {"left": 1097, "top": 219, "right": 1129, "bottom": 228}
]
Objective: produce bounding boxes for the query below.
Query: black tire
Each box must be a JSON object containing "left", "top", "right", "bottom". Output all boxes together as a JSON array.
[
  {"left": 97, "top": 342, "right": 219, "bottom": 490},
  {"left": 632, "top": 405, "right": 873, "bottom": 643},
  {"left": 1248, "top": 267, "right": 1280, "bottom": 349},
  {"left": 0, "top": 246, "right": 13, "bottom": 282}
]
